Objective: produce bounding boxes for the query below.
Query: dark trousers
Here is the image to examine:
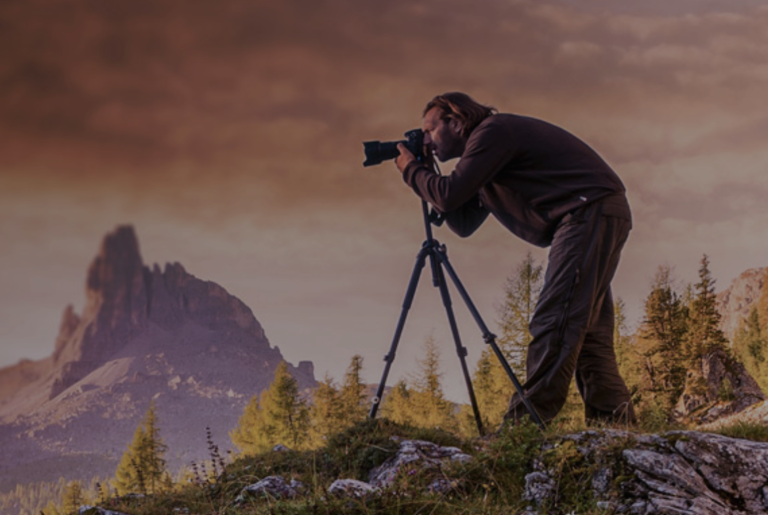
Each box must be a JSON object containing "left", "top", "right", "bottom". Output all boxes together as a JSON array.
[{"left": 505, "top": 201, "right": 636, "bottom": 425}]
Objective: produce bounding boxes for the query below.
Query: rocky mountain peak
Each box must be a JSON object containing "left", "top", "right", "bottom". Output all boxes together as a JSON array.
[{"left": 46, "top": 225, "right": 277, "bottom": 400}]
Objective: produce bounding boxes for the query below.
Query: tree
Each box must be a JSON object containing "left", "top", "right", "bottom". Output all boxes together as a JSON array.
[
  {"left": 113, "top": 401, "right": 169, "bottom": 495},
  {"left": 230, "top": 361, "right": 311, "bottom": 454},
  {"left": 685, "top": 254, "right": 728, "bottom": 361},
  {"left": 497, "top": 252, "right": 543, "bottom": 377},
  {"left": 468, "top": 253, "right": 544, "bottom": 432},
  {"left": 381, "top": 379, "right": 414, "bottom": 425},
  {"left": 635, "top": 265, "right": 689, "bottom": 416},
  {"left": 339, "top": 354, "right": 368, "bottom": 423},
  {"left": 757, "top": 268, "right": 768, "bottom": 332},
  {"left": 409, "top": 335, "right": 456, "bottom": 431},
  {"left": 61, "top": 481, "right": 84, "bottom": 515},
  {"left": 614, "top": 297, "right": 642, "bottom": 402},
  {"left": 309, "top": 374, "right": 342, "bottom": 446},
  {"left": 733, "top": 307, "right": 768, "bottom": 393}
]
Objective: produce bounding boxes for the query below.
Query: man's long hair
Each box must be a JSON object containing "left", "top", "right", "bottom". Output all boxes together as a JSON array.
[{"left": 423, "top": 92, "right": 497, "bottom": 138}]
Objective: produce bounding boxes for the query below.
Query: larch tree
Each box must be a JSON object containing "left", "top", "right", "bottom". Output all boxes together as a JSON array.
[
  {"left": 685, "top": 254, "right": 729, "bottom": 362},
  {"left": 470, "top": 252, "right": 544, "bottom": 431},
  {"left": 381, "top": 379, "right": 415, "bottom": 426},
  {"left": 635, "top": 265, "right": 689, "bottom": 416},
  {"left": 733, "top": 307, "right": 768, "bottom": 393},
  {"left": 230, "top": 361, "right": 311, "bottom": 454},
  {"left": 339, "top": 354, "right": 368, "bottom": 424},
  {"left": 61, "top": 482, "right": 84, "bottom": 515},
  {"left": 309, "top": 373, "right": 342, "bottom": 447},
  {"left": 113, "top": 401, "right": 169, "bottom": 495},
  {"left": 409, "top": 335, "right": 456, "bottom": 431}
]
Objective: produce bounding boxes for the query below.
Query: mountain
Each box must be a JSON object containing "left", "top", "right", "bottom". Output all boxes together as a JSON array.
[
  {"left": 716, "top": 267, "right": 766, "bottom": 339},
  {"left": 0, "top": 225, "right": 316, "bottom": 492}
]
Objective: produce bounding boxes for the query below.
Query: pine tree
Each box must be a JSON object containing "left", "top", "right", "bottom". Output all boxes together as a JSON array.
[
  {"left": 496, "top": 252, "right": 543, "bottom": 377},
  {"left": 468, "top": 253, "right": 544, "bottom": 431},
  {"left": 339, "top": 354, "right": 368, "bottom": 424},
  {"left": 309, "top": 374, "right": 342, "bottom": 446},
  {"left": 614, "top": 297, "right": 642, "bottom": 398},
  {"left": 61, "top": 481, "right": 84, "bottom": 514},
  {"left": 685, "top": 254, "right": 728, "bottom": 361},
  {"left": 381, "top": 379, "right": 414, "bottom": 426},
  {"left": 409, "top": 335, "right": 456, "bottom": 431},
  {"left": 113, "top": 401, "right": 169, "bottom": 496},
  {"left": 733, "top": 307, "right": 768, "bottom": 393},
  {"left": 756, "top": 268, "right": 768, "bottom": 333},
  {"left": 635, "top": 265, "right": 689, "bottom": 416},
  {"left": 230, "top": 361, "right": 311, "bottom": 454}
]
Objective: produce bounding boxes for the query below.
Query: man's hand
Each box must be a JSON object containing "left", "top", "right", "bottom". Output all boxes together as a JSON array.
[{"left": 395, "top": 143, "right": 415, "bottom": 174}]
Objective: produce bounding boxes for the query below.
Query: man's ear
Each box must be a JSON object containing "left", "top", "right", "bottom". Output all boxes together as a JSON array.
[{"left": 449, "top": 118, "right": 463, "bottom": 135}]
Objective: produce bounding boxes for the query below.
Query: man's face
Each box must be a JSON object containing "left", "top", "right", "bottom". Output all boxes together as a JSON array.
[{"left": 422, "top": 107, "right": 466, "bottom": 162}]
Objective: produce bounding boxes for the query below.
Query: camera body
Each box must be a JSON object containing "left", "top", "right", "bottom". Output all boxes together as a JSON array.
[{"left": 363, "top": 129, "right": 424, "bottom": 167}]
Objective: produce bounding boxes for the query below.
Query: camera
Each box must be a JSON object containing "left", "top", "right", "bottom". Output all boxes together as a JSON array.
[{"left": 363, "top": 129, "right": 424, "bottom": 167}]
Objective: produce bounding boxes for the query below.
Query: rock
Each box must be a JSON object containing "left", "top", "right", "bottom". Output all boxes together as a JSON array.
[
  {"left": 272, "top": 444, "right": 291, "bottom": 452},
  {"left": 717, "top": 267, "right": 766, "bottom": 339},
  {"left": 328, "top": 479, "right": 380, "bottom": 498},
  {"left": 675, "top": 347, "right": 765, "bottom": 424},
  {"left": 236, "top": 476, "right": 306, "bottom": 502},
  {"left": 368, "top": 438, "right": 472, "bottom": 489},
  {"left": 523, "top": 429, "right": 768, "bottom": 514}
]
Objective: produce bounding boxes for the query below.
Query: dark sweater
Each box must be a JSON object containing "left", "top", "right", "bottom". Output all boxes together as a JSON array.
[{"left": 402, "top": 114, "right": 630, "bottom": 247}]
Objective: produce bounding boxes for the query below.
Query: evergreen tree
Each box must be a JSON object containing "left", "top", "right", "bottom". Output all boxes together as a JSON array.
[
  {"left": 309, "top": 373, "right": 342, "bottom": 446},
  {"left": 468, "top": 253, "right": 543, "bottom": 431},
  {"left": 230, "top": 361, "right": 311, "bottom": 454},
  {"left": 733, "top": 307, "right": 768, "bottom": 393},
  {"left": 339, "top": 354, "right": 368, "bottom": 423},
  {"left": 635, "top": 265, "right": 689, "bottom": 416},
  {"left": 409, "top": 335, "right": 456, "bottom": 431},
  {"left": 685, "top": 254, "right": 728, "bottom": 361},
  {"left": 381, "top": 379, "right": 415, "bottom": 426},
  {"left": 497, "top": 252, "right": 543, "bottom": 377},
  {"left": 113, "top": 401, "right": 169, "bottom": 496},
  {"left": 61, "top": 481, "right": 84, "bottom": 515},
  {"left": 756, "top": 268, "right": 768, "bottom": 333},
  {"left": 614, "top": 297, "right": 642, "bottom": 399}
]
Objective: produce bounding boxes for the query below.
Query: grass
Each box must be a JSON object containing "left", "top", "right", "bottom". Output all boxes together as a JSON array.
[
  {"left": 86, "top": 418, "right": 550, "bottom": 515},
  {"left": 71, "top": 412, "right": 768, "bottom": 515},
  {"left": 705, "top": 420, "right": 768, "bottom": 443}
]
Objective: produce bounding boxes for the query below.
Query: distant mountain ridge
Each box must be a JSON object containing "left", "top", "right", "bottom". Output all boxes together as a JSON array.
[{"left": 0, "top": 225, "right": 315, "bottom": 492}]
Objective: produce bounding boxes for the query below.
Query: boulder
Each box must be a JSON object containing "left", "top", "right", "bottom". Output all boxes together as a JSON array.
[{"left": 523, "top": 429, "right": 768, "bottom": 514}]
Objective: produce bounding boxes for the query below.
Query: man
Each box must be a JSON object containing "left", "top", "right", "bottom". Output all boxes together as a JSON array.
[{"left": 394, "top": 92, "right": 636, "bottom": 426}]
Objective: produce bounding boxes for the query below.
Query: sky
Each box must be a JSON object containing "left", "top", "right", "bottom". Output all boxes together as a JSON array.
[{"left": 2, "top": 0, "right": 768, "bottom": 402}]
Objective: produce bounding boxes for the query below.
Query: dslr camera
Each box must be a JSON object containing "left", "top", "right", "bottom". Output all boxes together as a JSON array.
[{"left": 363, "top": 129, "right": 425, "bottom": 167}]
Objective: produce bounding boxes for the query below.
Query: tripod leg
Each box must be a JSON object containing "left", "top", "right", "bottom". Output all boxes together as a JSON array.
[
  {"left": 434, "top": 247, "right": 546, "bottom": 430},
  {"left": 369, "top": 245, "right": 430, "bottom": 420},
  {"left": 432, "top": 260, "right": 485, "bottom": 436}
]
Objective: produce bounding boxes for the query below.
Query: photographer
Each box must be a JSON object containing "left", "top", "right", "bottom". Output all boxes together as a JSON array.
[{"left": 394, "top": 92, "right": 636, "bottom": 426}]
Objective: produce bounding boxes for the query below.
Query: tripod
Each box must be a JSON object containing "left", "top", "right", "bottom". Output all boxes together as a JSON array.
[{"left": 368, "top": 198, "right": 545, "bottom": 434}]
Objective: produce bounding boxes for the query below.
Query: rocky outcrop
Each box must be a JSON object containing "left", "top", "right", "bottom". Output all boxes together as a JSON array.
[
  {"left": 234, "top": 438, "right": 472, "bottom": 507},
  {"left": 717, "top": 267, "right": 766, "bottom": 339},
  {"left": 674, "top": 348, "right": 765, "bottom": 425},
  {"left": 523, "top": 430, "right": 768, "bottom": 515}
]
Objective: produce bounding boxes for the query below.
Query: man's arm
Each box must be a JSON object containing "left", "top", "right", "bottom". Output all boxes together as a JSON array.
[
  {"left": 441, "top": 195, "right": 490, "bottom": 237},
  {"left": 397, "top": 121, "right": 516, "bottom": 212},
  {"left": 395, "top": 143, "right": 490, "bottom": 237}
]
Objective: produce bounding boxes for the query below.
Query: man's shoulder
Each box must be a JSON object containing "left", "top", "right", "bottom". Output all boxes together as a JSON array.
[{"left": 475, "top": 113, "right": 544, "bottom": 133}]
